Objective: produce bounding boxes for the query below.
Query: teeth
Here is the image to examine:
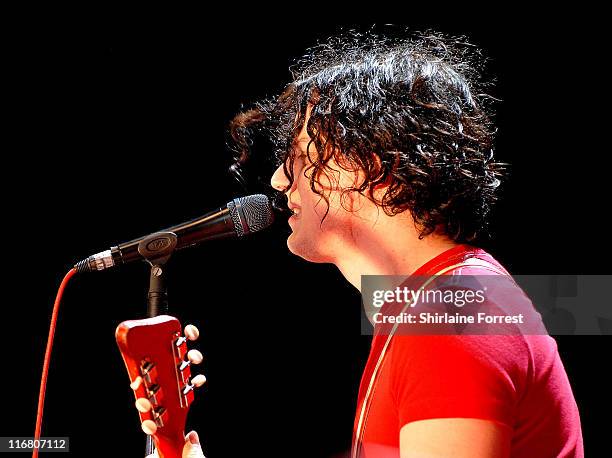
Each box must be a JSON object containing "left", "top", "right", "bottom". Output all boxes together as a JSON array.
[{"left": 293, "top": 208, "right": 300, "bottom": 215}]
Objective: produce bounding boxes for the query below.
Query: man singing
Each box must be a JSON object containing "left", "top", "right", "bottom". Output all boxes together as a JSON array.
[{"left": 183, "top": 32, "right": 583, "bottom": 457}]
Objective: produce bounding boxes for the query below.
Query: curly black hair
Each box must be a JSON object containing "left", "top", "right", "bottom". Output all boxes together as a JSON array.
[{"left": 229, "top": 30, "right": 505, "bottom": 242}]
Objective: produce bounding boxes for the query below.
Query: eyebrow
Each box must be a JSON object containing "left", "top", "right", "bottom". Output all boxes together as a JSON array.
[
  {"left": 291, "top": 138, "right": 315, "bottom": 160},
  {"left": 294, "top": 138, "right": 311, "bottom": 146}
]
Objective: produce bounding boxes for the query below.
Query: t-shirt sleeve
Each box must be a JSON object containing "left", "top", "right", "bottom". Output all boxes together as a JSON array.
[{"left": 390, "top": 334, "right": 524, "bottom": 428}]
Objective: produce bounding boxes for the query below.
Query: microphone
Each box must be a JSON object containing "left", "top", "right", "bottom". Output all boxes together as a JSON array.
[{"left": 75, "top": 194, "right": 274, "bottom": 273}]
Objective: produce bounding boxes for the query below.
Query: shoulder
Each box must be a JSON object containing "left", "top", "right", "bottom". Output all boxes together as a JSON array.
[
  {"left": 387, "top": 334, "right": 531, "bottom": 425},
  {"left": 388, "top": 333, "right": 532, "bottom": 376}
]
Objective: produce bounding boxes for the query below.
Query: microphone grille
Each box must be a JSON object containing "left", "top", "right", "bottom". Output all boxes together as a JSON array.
[{"left": 227, "top": 194, "right": 274, "bottom": 237}]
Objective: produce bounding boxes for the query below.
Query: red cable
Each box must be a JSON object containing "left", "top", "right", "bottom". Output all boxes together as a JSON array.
[{"left": 33, "top": 268, "right": 77, "bottom": 458}]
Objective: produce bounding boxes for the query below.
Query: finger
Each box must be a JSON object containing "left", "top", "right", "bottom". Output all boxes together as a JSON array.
[{"left": 183, "top": 430, "right": 205, "bottom": 458}]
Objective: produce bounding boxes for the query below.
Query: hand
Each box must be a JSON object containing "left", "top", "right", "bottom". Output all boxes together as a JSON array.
[{"left": 145, "top": 430, "right": 205, "bottom": 458}]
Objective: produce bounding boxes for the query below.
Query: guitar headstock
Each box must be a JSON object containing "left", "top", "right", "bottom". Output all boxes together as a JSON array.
[{"left": 116, "top": 315, "right": 205, "bottom": 458}]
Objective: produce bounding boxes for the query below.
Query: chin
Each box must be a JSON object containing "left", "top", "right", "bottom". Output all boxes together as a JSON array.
[{"left": 286, "top": 233, "right": 327, "bottom": 263}]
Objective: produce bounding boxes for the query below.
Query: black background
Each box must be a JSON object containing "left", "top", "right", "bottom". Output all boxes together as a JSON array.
[{"left": 4, "top": 10, "right": 610, "bottom": 457}]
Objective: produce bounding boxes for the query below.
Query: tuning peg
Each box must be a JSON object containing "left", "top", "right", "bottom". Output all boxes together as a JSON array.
[
  {"left": 135, "top": 397, "right": 153, "bottom": 413},
  {"left": 179, "top": 349, "right": 204, "bottom": 371},
  {"left": 191, "top": 374, "right": 207, "bottom": 387},
  {"left": 141, "top": 419, "right": 157, "bottom": 435},
  {"left": 182, "top": 374, "right": 206, "bottom": 395},
  {"left": 175, "top": 324, "right": 200, "bottom": 347},
  {"left": 184, "top": 324, "right": 200, "bottom": 341},
  {"left": 130, "top": 376, "right": 143, "bottom": 390},
  {"left": 187, "top": 349, "right": 203, "bottom": 364}
]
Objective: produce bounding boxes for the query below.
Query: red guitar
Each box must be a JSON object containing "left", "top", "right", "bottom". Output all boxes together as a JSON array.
[{"left": 116, "top": 315, "right": 205, "bottom": 458}]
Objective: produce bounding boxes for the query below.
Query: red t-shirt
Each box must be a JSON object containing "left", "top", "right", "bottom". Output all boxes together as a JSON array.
[{"left": 353, "top": 244, "right": 583, "bottom": 457}]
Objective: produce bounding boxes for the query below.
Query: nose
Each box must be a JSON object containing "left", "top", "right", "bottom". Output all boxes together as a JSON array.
[{"left": 270, "top": 163, "right": 290, "bottom": 192}]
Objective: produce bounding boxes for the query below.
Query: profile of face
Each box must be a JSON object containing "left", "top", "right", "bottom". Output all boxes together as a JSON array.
[{"left": 270, "top": 121, "right": 373, "bottom": 263}]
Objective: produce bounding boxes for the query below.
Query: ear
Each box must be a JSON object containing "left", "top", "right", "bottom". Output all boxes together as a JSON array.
[{"left": 334, "top": 152, "right": 391, "bottom": 211}]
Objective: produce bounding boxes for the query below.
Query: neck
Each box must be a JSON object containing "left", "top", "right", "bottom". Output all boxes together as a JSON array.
[{"left": 331, "top": 211, "right": 458, "bottom": 291}]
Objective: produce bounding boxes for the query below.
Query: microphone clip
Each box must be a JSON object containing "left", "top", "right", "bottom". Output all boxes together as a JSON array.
[
  {"left": 137, "top": 231, "right": 178, "bottom": 267},
  {"left": 137, "top": 232, "right": 178, "bottom": 318}
]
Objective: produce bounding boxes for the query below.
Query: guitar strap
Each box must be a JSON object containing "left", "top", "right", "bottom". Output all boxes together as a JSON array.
[{"left": 351, "top": 257, "right": 508, "bottom": 458}]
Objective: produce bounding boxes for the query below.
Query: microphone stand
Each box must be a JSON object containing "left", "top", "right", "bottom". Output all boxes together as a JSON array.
[{"left": 137, "top": 232, "right": 178, "bottom": 457}]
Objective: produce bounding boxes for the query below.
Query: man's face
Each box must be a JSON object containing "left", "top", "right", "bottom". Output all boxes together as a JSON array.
[{"left": 270, "top": 120, "right": 367, "bottom": 263}]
